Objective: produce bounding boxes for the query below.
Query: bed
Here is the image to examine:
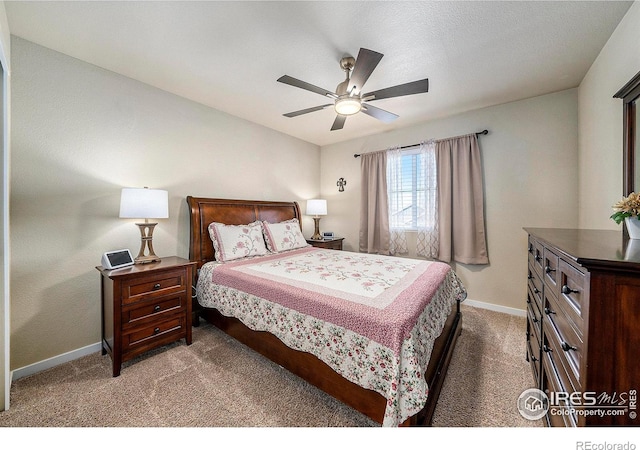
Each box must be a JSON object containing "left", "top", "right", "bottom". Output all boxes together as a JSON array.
[{"left": 187, "top": 196, "right": 466, "bottom": 426}]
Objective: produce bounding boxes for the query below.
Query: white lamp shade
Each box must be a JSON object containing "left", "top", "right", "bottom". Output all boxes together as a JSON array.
[
  {"left": 119, "top": 188, "right": 169, "bottom": 219},
  {"left": 306, "top": 199, "right": 327, "bottom": 216}
]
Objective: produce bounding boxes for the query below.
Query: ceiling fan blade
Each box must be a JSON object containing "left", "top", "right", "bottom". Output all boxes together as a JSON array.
[
  {"left": 361, "top": 104, "right": 399, "bottom": 123},
  {"left": 331, "top": 115, "right": 347, "bottom": 131},
  {"left": 363, "top": 78, "right": 429, "bottom": 102},
  {"left": 347, "top": 48, "right": 383, "bottom": 95},
  {"left": 283, "top": 104, "right": 332, "bottom": 118},
  {"left": 277, "top": 75, "right": 337, "bottom": 98}
]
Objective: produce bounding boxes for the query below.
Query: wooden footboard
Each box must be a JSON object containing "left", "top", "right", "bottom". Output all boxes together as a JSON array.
[{"left": 199, "top": 299, "right": 461, "bottom": 426}]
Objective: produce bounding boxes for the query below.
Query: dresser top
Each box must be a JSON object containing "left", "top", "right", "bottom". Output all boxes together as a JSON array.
[{"left": 524, "top": 227, "right": 640, "bottom": 270}]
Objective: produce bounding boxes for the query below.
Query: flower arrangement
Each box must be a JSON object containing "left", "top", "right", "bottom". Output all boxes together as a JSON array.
[{"left": 610, "top": 192, "right": 640, "bottom": 224}]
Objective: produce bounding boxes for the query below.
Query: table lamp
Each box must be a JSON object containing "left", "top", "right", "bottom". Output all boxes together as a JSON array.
[
  {"left": 306, "top": 199, "right": 327, "bottom": 240},
  {"left": 119, "top": 187, "right": 169, "bottom": 264}
]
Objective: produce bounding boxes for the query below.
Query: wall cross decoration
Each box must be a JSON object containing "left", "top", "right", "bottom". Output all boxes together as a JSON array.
[{"left": 337, "top": 177, "right": 347, "bottom": 192}]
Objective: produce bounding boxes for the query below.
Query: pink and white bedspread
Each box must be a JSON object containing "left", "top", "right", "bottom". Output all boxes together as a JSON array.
[{"left": 196, "top": 247, "right": 466, "bottom": 426}]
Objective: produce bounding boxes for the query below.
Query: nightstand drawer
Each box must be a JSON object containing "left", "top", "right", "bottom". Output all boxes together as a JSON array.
[
  {"left": 122, "top": 269, "right": 187, "bottom": 305},
  {"left": 123, "top": 294, "right": 185, "bottom": 325},
  {"left": 123, "top": 315, "right": 185, "bottom": 350}
]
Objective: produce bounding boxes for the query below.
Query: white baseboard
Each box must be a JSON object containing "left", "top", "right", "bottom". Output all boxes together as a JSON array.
[
  {"left": 11, "top": 341, "right": 102, "bottom": 382},
  {"left": 463, "top": 298, "right": 526, "bottom": 317}
]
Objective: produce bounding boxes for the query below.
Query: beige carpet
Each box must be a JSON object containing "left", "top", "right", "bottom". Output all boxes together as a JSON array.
[{"left": 0, "top": 304, "right": 540, "bottom": 427}]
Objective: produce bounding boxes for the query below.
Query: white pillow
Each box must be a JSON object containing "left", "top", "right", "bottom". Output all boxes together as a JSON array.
[
  {"left": 208, "top": 221, "right": 269, "bottom": 262},
  {"left": 262, "top": 219, "right": 309, "bottom": 253}
]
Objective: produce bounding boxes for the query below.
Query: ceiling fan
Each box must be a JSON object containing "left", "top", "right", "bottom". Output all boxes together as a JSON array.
[{"left": 277, "top": 48, "right": 429, "bottom": 131}]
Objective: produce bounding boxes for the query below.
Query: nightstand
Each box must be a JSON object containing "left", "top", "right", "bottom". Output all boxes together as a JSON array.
[
  {"left": 306, "top": 237, "right": 344, "bottom": 250},
  {"left": 97, "top": 256, "right": 196, "bottom": 377}
]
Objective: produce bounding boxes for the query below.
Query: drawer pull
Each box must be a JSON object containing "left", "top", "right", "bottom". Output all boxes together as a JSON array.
[
  {"left": 561, "top": 341, "right": 577, "bottom": 352},
  {"left": 154, "top": 305, "right": 161, "bottom": 312},
  {"left": 561, "top": 285, "right": 579, "bottom": 295},
  {"left": 531, "top": 355, "right": 538, "bottom": 362},
  {"left": 545, "top": 265, "right": 556, "bottom": 274},
  {"left": 153, "top": 327, "right": 160, "bottom": 334},
  {"left": 528, "top": 273, "right": 532, "bottom": 280},
  {"left": 543, "top": 344, "right": 552, "bottom": 353},
  {"left": 153, "top": 283, "right": 161, "bottom": 290},
  {"left": 526, "top": 298, "right": 532, "bottom": 304},
  {"left": 533, "top": 287, "right": 540, "bottom": 294},
  {"left": 535, "top": 255, "right": 541, "bottom": 262},
  {"left": 532, "top": 317, "right": 539, "bottom": 324},
  {"left": 528, "top": 244, "right": 533, "bottom": 253},
  {"left": 544, "top": 307, "right": 556, "bottom": 315}
]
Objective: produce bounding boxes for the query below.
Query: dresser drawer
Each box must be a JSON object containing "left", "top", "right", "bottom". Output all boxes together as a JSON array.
[
  {"left": 122, "top": 269, "right": 187, "bottom": 305},
  {"left": 122, "top": 294, "right": 185, "bottom": 325},
  {"left": 557, "top": 260, "right": 587, "bottom": 333},
  {"left": 527, "top": 267, "right": 543, "bottom": 311},
  {"left": 526, "top": 329, "right": 540, "bottom": 384},
  {"left": 544, "top": 293, "right": 583, "bottom": 391},
  {"left": 543, "top": 247, "right": 559, "bottom": 292},
  {"left": 527, "top": 292, "right": 542, "bottom": 345},
  {"left": 541, "top": 342, "right": 577, "bottom": 427},
  {"left": 528, "top": 236, "right": 545, "bottom": 277},
  {"left": 123, "top": 315, "right": 185, "bottom": 351}
]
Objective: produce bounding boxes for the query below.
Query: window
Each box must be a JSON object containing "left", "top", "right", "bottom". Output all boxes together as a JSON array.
[{"left": 387, "top": 143, "right": 437, "bottom": 231}]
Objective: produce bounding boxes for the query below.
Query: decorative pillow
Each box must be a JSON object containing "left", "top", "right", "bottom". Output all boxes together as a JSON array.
[
  {"left": 208, "top": 220, "right": 269, "bottom": 262},
  {"left": 262, "top": 219, "right": 309, "bottom": 253}
]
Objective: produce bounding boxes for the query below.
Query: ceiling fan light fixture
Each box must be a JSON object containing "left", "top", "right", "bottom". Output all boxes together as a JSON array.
[{"left": 334, "top": 97, "right": 362, "bottom": 116}]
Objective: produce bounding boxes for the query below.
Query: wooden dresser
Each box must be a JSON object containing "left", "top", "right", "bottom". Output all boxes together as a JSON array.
[
  {"left": 97, "top": 256, "right": 196, "bottom": 376},
  {"left": 524, "top": 228, "right": 639, "bottom": 426}
]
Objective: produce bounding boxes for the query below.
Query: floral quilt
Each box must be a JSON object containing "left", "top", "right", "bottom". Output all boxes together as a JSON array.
[{"left": 196, "top": 247, "right": 466, "bottom": 426}]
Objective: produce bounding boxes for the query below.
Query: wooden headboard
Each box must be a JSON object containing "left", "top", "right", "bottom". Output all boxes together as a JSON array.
[{"left": 186, "top": 196, "right": 302, "bottom": 270}]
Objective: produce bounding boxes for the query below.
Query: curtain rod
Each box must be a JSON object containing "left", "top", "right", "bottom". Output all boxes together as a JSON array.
[{"left": 353, "top": 129, "right": 489, "bottom": 158}]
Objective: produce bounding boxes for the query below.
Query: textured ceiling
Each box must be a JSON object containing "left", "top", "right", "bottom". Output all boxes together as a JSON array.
[{"left": 5, "top": 1, "right": 633, "bottom": 146}]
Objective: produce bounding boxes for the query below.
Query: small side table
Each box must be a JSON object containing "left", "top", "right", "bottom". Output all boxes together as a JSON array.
[
  {"left": 97, "top": 256, "right": 196, "bottom": 376},
  {"left": 306, "top": 237, "right": 344, "bottom": 250}
]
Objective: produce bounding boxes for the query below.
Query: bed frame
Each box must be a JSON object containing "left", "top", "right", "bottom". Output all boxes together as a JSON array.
[{"left": 186, "top": 196, "right": 462, "bottom": 426}]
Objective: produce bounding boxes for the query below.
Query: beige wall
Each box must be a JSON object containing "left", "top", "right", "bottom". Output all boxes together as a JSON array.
[
  {"left": 578, "top": 1, "right": 640, "bottom": 230},
  {"left": 320, "top": 89, "right": 579, "bottom": 311},
  {"left": 10, "top": 37, "right": 320, "bottom": 370}
]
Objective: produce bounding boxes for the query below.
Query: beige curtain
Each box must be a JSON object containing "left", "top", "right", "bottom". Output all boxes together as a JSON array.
[
  {"left": 359, "top": 151, "right": 390, "bottom": 254},
  {"left": 436, "top": 134, "right": 489, "bottom": 264}
]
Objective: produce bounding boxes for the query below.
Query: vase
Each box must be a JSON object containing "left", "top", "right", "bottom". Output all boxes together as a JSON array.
[{"left": 625, "top": 217, "right": 640, "bottom": 239}]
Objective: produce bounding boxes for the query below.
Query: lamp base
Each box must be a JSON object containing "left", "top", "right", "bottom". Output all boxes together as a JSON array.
[
  {"left": 311, "top": 217, "right": 322, "bottom": 240},
  {"left": 135, "top": 222, "right": 161, "bottom": 264}
]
